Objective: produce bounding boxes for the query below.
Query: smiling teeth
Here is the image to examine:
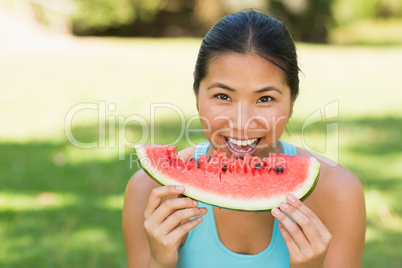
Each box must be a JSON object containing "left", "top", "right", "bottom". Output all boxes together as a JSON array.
[
  {"left": 227, "top": 137, "right": 259, "bottom": 153},
  {"left": 228, "top": 138, "right": 257, "bottom": 146}
]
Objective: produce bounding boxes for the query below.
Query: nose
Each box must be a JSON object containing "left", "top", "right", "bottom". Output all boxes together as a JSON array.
[{"left": 232, "top": 101, "right": 260, "bottom": 131}]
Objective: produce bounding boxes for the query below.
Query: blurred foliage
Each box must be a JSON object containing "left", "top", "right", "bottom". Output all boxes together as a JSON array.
[
  {"left": 69, "top": 0, "right": 402, "bottom": 42},
  {"left": 72, "top": 0, "right": 162, "bottom": 35},
  {"left": 332, "top": 0, "right": 402, "bottom": 26},
  {"left": 70, "top": 0, "right": 214, "bottom": 36},
  {"left": 269, "top": 0, "right": 402, "bottom": 43},
  {"left": 329, "top": 0, "right": 402, "bottom": 45},
  {"left": 329, "top": 18, "right": 402, "bottom": 45},
  {"left": 269, "top": 0, "right": 333, "bottom": 43},
  {"left": 1, "top": 0, "right": 402, "bottom": 43}
]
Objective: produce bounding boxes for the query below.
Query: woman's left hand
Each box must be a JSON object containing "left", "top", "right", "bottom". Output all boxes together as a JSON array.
[{"left": 271, "top": 194, "right": 332, "bottom": 268}]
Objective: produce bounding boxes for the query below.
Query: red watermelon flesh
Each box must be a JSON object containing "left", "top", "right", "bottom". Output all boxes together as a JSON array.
[{"left": 135, "top": 144, "right": 320, "bottom": 211}]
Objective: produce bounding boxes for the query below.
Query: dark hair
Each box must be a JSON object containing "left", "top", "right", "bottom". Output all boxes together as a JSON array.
[{"left": 193, "top": 10, "right": 299, "bottom": 100}]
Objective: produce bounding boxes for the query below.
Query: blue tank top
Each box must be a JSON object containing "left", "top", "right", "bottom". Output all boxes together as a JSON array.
[{"left": 175, "top": 141, "right": 297, "bottom": 268}]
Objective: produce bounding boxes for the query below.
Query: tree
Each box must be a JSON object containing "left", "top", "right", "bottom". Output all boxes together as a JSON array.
[{"left": 268, "top": 0, "right": 334, "bottom": 43}]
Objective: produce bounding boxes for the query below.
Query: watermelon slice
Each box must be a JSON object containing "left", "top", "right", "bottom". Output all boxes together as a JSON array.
[{"left": 135, "top": 144, "right": 320, "bottom": 211}]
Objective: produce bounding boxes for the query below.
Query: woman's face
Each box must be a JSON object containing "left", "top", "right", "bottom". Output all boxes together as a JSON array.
[{"left": 196, "top": 53, "right": 294, "bottom": 158}]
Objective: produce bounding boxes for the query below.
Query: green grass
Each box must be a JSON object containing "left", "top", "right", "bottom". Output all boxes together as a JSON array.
[{"left": 1, "top": 38, "right": 402, "bottom": 267}]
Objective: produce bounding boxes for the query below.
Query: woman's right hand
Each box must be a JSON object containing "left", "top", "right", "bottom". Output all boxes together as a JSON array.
[{"left": 143, "top": 185, "right": 207, "bottom": 268}]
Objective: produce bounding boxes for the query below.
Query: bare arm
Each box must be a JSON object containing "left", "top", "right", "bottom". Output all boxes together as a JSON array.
[
  {"left": 122, "top": 170, "right": 155, "bottom": 267},
  {"left": 272, "top": 147, "right": 366, "bottom": 268},
  {"left": 295, "top": 148, "right": 366, "bottom": 267},
  {"left": 123, "top": 147, "right": 200, "bottom": 267},
  {"left": 122, "top": 169, "right": 207, "bottom": 268},
  {"left": 322, "top": 167, "right": 366, "bottom": 267}
]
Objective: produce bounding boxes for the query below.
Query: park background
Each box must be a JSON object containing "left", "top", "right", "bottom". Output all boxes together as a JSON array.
[{"left": 1, "top": 0, "right": 401, "bottom": 267}]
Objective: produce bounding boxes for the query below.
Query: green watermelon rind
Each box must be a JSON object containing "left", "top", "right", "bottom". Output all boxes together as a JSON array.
[{"left": 135, "top": 145, "right": 320, "bottom": 212}]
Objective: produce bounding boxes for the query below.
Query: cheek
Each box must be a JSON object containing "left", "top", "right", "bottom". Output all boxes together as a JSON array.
[
  {"left": 198, "top": 95, "right": 221, "bottom": 122},
  {"left": 272, "top": 117, "right": 288, "bottom": 134},
  {"left": 261, "top": 105, "right": 291, "bottom": 134},
  {"left": 199, "top": 107, "right": 223, "bottom": 134},
  {"left": 198, "top": 102, "right": 230, "bottom": 143},
  {"left": 198, "top": 99, "right": 215, "bottom": 134}
]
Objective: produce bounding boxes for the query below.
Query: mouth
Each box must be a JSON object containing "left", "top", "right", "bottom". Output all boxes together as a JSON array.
[{"left": 224, "top": 136, "right": 261, "bottom": 157}]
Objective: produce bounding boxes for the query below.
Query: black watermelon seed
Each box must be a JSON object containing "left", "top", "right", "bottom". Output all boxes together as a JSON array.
[
  {"left": 207, "top": 156, "right": 211, "bottom": 161},
  {"left": 197, "top": 164, "right": 200, "bottom": 168},
  {"left": 189, "top": 157, "right": 194, "bottom": 162},
  {"left": 280, "top": 167, "right": 284, "bottom": 173},
  {"left": 222, "top": 165, "right": 228, "bottom": 171},
  {"left": 255, "top": 163, "right": 261, "bottom": 170},
  {"left": 276, "top": 167, "right": 280, "bottom": 173}
]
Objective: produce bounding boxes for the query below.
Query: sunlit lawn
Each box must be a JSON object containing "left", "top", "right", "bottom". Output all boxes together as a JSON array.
[{"left": 1, "top": 38, "right": 401, "bottom": 267}]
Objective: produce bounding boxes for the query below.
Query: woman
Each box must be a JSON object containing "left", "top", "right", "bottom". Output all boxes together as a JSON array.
[{"left": 123, "top": 10, "right": 366, "bottom": 268}]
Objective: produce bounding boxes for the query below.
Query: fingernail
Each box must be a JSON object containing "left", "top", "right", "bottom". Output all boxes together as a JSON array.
[
  {"left": 287, "top": 194, "right": 296, "bottom": 203},
  {"left": 196, "top": 216, "right": 203, "bottom": 222},
  {"left": 193, "top": 200, "right": 198, "bottom": 206},
  {"left": 175, "top": 186, "right": 184, "bottom": 191},
  {"left": 280, "top": 203, "right": 289, "bottom": 209},
  {"left": 200, "top": 207, "right": 207, "bottom": 213},
  {"left": 272, "top": 208, "right": 280, "bottom": 216}
]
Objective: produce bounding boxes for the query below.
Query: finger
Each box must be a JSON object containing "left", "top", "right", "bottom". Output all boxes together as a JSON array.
[
  {"left": 277, "top": 222, "right": 302, "bottom": 256},
  {"left": 167, "top": 216, "right": 204, "bottom": 246},
  {"left": 157, "top": 207, "right": 207, "bottom": 236},
  {"left": 271, "top": 208, "right": 310, "bottom": 250},
  {"left": 286, "top": 195, "right": 331, "bottom": 241},
  {"left": 144, "top": 185, "right": 185, "bottom": 218},
  {"left": 148, "top": 197, "right": 200, "bottom": 227},
  {"left": 279, "top": 202, "right": 321, "bottom": 246}
]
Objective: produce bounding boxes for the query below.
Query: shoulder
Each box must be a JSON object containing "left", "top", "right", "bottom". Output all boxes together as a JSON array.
[
  {"left": 124, "top": 169, "right": 159, "bottom": 201},
  {"left": 296, "top": 146, "right": 365, "bottom": 225},
  {"left": 296, "top": 146, "right": 363, "bottom": 203},
  {"left": 123, "top": 170, "right": 159, "bottom": 233}
]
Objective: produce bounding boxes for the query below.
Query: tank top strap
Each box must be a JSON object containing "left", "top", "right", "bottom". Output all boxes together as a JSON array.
[
  {"left": 279, "top": 140, "right": 297, "bottom": 156},
  {"left": 194, "top": 141, "right": 210, "bottom": 159}
]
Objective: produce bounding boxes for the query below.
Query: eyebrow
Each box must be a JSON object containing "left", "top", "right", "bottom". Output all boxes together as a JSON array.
[
  {"left": 207, "top": 83, "right": 235, "bottom": 92},
  {"left": 207, "top": 82, "right": 283, "bottom": 95}
]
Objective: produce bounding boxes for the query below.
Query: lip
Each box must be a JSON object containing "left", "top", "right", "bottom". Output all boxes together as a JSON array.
[{"left": 223, "top": 136, "right": 262, "bottom": 158}]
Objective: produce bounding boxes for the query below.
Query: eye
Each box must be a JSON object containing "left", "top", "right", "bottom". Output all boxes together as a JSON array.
[
  {"left": 215, "top": 93, "right": 231, "bottom": 101},
  {"left": 258, "top": 96, "right": 273, "bottom": 103}
]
